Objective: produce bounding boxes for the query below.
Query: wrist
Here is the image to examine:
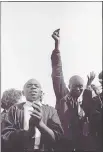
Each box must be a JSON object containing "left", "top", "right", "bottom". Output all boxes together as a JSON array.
[
  {"left": 55, "top": 41, "right": 60, "bottom": 50},
  {"left": 37, "top": 120, "right": 45, "bottom": 129},
  {"left": 86, "top": 85, "right": 92, "bottom": 90}
]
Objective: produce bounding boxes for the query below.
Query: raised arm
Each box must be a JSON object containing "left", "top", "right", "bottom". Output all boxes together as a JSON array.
[
  {"left": 82, "top": 72, "right": 96, "bottom": 118},
  {"left": 51, "top": 29, "right": 68, "bottom": 101}
]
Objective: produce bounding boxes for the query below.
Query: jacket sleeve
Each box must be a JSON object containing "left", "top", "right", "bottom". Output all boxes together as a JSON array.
[
  {"left": 47, "top": 106, "right": 64, "bottom": 141},
  {"left": 90, "top": 95, "right": 103, "bottom": 125},
  {"left": 51, "top": 49, "right": 69, "bottom": 102},
  {"left": 82, "top": 89, "right": 93, "bottom": 118},
  {"left": 1, "top": 105, "right": 33, "bottom": 152}
]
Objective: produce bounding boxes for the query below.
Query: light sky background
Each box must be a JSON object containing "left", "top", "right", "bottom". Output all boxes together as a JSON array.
[{"left": 1, "top": 2, "right": 102, "bottom": 107}]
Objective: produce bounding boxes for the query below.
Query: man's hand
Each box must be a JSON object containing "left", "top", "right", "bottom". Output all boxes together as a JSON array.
[
  {"left": 87, "top": 71, "right": 96, "bottom": 87},
  {"left": 52, "top": 29, "right": 60, "bottom": 43},
  {"left": 29, "top": 103, "right": 43, "bottom": 127},
  {"left": 29, "top": 103, "right": 55, "bottom": 142}
]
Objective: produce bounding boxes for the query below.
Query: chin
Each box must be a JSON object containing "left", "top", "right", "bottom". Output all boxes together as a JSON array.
[
  {"left": 29, "top": 100, "right": 34, "bottom": 102},
  {"left": 28, "top": 98, "right": 36, "bottom": 102},
  {"left": 77, "top": 95, "right": 81, "bottom": 98}
]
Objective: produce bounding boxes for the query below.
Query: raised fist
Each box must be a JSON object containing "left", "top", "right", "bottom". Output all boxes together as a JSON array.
[{"left": 52, "top": 29, "right": 60, "bottom": 42}]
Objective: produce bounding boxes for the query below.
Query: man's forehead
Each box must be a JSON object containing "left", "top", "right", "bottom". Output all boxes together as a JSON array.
[
  {"left": 24, "top": 79, "right": 41, "bottom": 88},
  {"left": 72, "top": 83, "right": 84, "bottom": 87},
  {"left": 69, "top": 75, "right": 84, "bottom": 86}
]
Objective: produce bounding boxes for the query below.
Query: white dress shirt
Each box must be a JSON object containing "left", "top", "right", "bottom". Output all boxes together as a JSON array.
[{"left": 23, "top": 100, "right": 42, "bottom": 149}]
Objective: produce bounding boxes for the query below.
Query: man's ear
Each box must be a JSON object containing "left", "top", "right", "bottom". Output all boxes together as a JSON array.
[
  {"left": 40, "top": 90, "right": 43, "bottom": 95},
  {"left": 68, "top": 84, "right": 70, "bottom": 89}
]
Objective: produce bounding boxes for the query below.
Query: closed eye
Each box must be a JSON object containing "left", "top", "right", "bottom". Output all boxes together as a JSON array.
[
  {"left": 27, "top": 84, "right": 32, "bottom": 88},
  {"left": 35, "top": 84, "right": 39, "bottom": 88}
]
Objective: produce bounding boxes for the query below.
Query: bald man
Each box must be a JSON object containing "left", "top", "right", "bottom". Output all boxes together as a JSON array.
[
  {"left": 51, "top": 29, "right": 88, "bottom": 151},
  {"left": 1, "top": 79, "right": 63, "bottom": 152}
]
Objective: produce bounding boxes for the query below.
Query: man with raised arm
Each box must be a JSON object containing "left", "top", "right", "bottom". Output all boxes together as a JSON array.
[
  {"left": 51, "top": 29, "right": 86, "bottom": 151},
  {"left": 1, "top": 79, "right": 63, "bottom": 152}
]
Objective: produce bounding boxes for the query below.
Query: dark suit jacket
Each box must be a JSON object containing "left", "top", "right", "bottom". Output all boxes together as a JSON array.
[{"left": 1, "top": 102, "right": 63, "bottom": 152}]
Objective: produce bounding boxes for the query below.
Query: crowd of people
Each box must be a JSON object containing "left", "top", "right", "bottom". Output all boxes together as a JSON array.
[{"left": 1, "top": 29, "right": 103, "bottom": 152}]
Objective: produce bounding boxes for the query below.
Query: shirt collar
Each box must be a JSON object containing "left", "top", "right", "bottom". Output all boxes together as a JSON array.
[
  {"left": 26, "top": 100, "right": 42, "bottom": 106},
  {"left": 66, "top": 93, "right": 82, "bottom": 108},
  {"left": 67, "top": 92, "right": 82, "bottom": 102}
]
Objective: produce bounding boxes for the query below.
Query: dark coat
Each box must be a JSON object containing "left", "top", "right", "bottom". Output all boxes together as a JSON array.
[{"left": 1, "top": 102, "right": 63, "bottom": 152}]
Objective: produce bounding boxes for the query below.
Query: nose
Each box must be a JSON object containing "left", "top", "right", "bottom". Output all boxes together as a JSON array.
[
  {"left": 31, "top": 85, "right": 36, "bottom": 89},
  {"left": 76, "top": 87, "right": 80, "bottom": 91}
]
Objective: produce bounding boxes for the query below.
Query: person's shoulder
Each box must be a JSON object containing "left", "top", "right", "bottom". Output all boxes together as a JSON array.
[
  {"left": 58, "top": 91, "right": 70, "bottom": 102},
  {"left": 15, "top": 102, "right": 26, "bottom": 109},
  {"left": 9, "top": 102, "right": 26, "bottom": 111},
  {"left": 42, "top": 104, "right": 55, "bottom": 110},
  {"left": 42, "top": 104, "right": 57, "bottom": 115}
]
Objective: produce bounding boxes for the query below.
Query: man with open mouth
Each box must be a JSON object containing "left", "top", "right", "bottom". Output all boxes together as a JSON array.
[{"left": 1, "top": 79, "right": 63, "bottom": 152}]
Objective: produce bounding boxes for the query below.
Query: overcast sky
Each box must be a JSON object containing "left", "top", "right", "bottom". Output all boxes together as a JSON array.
[{"left": 1, "top": 2, "right": 102, "bottom": 107}]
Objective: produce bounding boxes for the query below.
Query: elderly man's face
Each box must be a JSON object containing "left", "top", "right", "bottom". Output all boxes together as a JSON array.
[
  {"left": 70, "top": 84, "right": 83, "bottom": 98},
  {"left": 69, "top": 75, "right": 84, "bottom": 98},
  {"left": 23, "top": 79, "right": 42, "bottom": 102}
]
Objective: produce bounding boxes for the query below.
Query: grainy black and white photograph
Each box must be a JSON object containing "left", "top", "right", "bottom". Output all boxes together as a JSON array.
[{"left": 1, "top": 1, "right": 103, "bottom": 152}]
